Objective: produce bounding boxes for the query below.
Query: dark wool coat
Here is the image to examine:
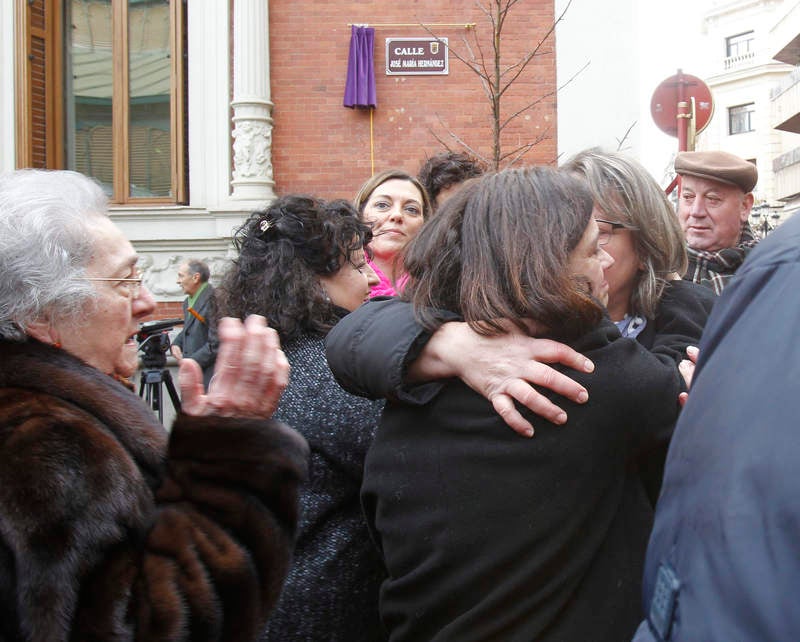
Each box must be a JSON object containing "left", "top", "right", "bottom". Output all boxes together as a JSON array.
[
  {"left": 327, "top": 288, "right": 715, "bottom": 510},
  {"left": 634, "top": 211, "right": 800, "bottom": 642},
  {"left": 630, "top": 279, "right": 715, "bottom": 504},
  {"left": 326, "top": 304, "right": 688, "bottom": 642},
  {"left": 0, "top": 338, "right": 308, "bottom": 642},
  {"left": 635, "top": 279, "right": 715, "bottom": 359},
  {"left": 262, "top": 333, "right": 386, "bottom": 642}
]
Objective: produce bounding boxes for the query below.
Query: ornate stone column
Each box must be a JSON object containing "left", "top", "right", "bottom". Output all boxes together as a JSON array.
[{"left": 230, "top": 0, "right": 276, "bottom": 201}]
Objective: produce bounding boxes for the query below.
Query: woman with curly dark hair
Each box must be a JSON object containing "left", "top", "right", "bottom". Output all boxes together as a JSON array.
[{"left": 216, "top": 195, "right": 386, "bottom": 642}]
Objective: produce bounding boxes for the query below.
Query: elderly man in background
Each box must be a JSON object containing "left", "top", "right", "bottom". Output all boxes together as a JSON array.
[
  {"left": 674, "top": 150, "right": 759, "bottom": 294},
  {"left": 172, "top": 259, "right": 218, "bottom": 389}
]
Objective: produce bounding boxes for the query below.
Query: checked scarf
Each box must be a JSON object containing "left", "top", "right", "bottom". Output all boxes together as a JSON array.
[{"left": 683, "top": 223, "right": 759, "bottom": 295}]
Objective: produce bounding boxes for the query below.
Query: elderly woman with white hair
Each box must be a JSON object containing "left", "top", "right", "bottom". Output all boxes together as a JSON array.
[{"left": 0, "top": 169, "right": 308, "bottom": 641}]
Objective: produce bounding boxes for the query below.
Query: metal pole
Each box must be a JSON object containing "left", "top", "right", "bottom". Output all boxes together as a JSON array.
[{"left": 677, "top": 101, "right": 690, "bottom": 152}]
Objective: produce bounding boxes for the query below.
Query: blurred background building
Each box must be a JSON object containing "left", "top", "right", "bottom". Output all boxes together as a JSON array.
[{"left": 697, "top": 0, "right": 800, "bottom": 229}]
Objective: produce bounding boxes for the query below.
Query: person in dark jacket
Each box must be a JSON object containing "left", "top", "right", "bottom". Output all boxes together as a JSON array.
[
  {"left": 0, "top": 169, "right": 308, "bottom": 642},
  {"left": 564, "top": 148, "right": 716, "bottom": 501},
  {"left": 355, "top": 167, "right": 686, "bottom": 641},
  {"left": 216, "top": 195, "right": 387, "bottom": 642},
  {"left": 632, "top": 210, "right": 800, "bottom": 641},
  {"left": 172, "top": 259, "right": 218, "bottom": 389}
]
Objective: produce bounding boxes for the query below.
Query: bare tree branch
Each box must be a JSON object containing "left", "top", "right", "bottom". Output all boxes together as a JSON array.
[
  {"left": 460, "top": 30, "right": 495, "bottom": 102},
  {"left": 429, "top": 115, "right": 492, "bottom": 165},
  {"left": 499, "top": 128, "right": 553, "bottom": 166},
  {"left": 467, "top": 15, "right": 493, "bottom": 86},
  {"left": 498, "top": 0, "right": 573, "bottom": 95},
  {"left": 499, "top": 60, "right": 589, "bottom": 132},
  {"left": 416, "top": 25, "right": 482, "bottom": 78},
  {"left": 615, "top": 121, "right": 637, "bottom": 151},
  {"left": 420, "top": 0, "right": 577, "bottom": 170},
  {"left": 499, "top": 90, "right": 556, "bottom": 133}
]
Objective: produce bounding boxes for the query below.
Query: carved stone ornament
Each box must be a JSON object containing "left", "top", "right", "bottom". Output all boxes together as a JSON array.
[
  {"left": 232, "top": 120, "right": 274, "bottom": 180},
  {"left": 140, "top": 255, "right": 230, "bottom": 298}
]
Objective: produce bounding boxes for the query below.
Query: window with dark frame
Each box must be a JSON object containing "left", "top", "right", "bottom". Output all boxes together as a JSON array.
[{"left": 729, "top": 103, "right": 755, "bottom": 135}]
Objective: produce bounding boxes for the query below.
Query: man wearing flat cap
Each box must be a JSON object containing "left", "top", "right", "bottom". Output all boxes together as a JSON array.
[{"left": 675, "top": 150, "right": 759, "bottom": 294}]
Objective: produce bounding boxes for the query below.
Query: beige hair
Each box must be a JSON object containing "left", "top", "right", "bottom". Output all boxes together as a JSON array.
[{"left": 563, "top": 148, "right": 688, "bottom": 319}]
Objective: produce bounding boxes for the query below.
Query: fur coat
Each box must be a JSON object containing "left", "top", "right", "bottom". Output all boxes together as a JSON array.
[{"left": 0, "top": 338, "right": 308, "bottom": 642}]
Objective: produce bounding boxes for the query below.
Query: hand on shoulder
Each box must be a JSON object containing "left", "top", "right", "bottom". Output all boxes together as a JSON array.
[{"left": 416, "top": 319, "right": 594, "bottom": 437}]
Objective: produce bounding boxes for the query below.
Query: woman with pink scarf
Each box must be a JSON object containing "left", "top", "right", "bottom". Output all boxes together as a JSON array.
[{"left": 354, "top": 169, "right": 432, "bottom": 297}]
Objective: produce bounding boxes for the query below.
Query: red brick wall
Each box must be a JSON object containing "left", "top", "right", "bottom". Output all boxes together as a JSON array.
[
  {"left": 146, "top": 301, "right": 184, "bottom": 323},
  {"left": 268, "top": 0, "right": 557, "bottom": 201}
]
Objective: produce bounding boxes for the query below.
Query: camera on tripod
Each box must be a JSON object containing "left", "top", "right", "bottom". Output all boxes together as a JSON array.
[
  {"left": 137, "top": 318, "right": 183, "bottom": 369},
  {"left": 137, "top": 318, "right": 184, "bottom": 422}
]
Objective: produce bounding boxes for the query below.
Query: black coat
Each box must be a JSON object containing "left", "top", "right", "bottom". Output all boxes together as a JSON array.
[
  {"left": 634, "top": 212, "right": 800, "bottom": 642},
  {"left": 326, "top": 286, "right": 714, "bottom": 509},
  {"left": 261, "top": 333, "right": 386, "bottom": 642},
  {"left": 630, "top": 279, "right": 715, "bottom": 503},
  {"left": 0, "top": 339, "right": 308, "bottom": 642},
  {"left": 361, "top": 319, "right": 683, "bottom": 641},
  {"left": 635, "top": 279, "right": 715, "bottom": 358}
]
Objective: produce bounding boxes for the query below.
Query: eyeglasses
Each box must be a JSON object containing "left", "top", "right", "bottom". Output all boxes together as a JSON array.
[
  {"left": 595, "top": 218, "right": 628, "bottom": 246},
  {"left": 86, "top": 270, "right": 144, "bottom": 299}
]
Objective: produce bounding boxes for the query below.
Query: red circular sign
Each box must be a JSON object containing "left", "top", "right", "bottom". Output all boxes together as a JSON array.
[{"left": 650, "top": 72, "right": 714, "bottom": 137}]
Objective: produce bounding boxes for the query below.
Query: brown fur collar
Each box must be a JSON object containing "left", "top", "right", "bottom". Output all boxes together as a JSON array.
[{"left": 0, "top": 338, "right": 167, "bottom": 485}]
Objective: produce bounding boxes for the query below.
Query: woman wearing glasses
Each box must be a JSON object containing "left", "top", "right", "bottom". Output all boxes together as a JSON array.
[
  {"left": 0, "top": 169, "right": 308, "bottom": 641},
  {"left": 563, "top": 148, "right": 715, "bottom": 359},
  {"left": 563, "top": 150, "right": 716, "bottom": 501}
]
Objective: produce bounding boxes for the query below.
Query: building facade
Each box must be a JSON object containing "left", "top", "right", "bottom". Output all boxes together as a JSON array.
[
  {"left": 768, "top": 0, "right": 800, "bottom": 214},
  {"left": 1, "top": 0, "right": 558, "bottom": 313},
  {"left": 695, "top": 0, "right": 800, "bottom": 224}
]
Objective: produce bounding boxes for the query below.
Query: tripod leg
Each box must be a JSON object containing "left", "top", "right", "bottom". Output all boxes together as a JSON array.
[
  {"left": 162, "top": 370, "right": 182, "bottom": 416},
  {"left": 153, "top": 381, "right": 164, "bottom": 424}
]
